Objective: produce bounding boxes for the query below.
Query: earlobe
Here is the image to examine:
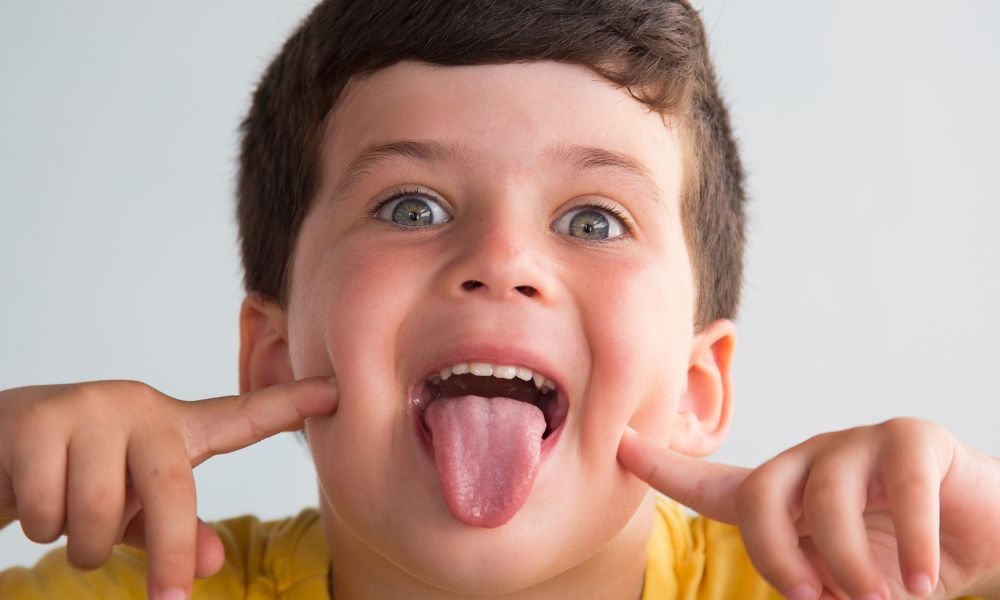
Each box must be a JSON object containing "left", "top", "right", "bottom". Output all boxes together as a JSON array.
[
  {"left": 670, "top": 319, "right": 737, "bottom": 457},
  {"left": 238, "top": 294, "right": 294, "bottom": 394}
]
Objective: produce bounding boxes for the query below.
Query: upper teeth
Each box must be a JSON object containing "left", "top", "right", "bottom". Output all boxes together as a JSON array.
[{"left": 429, "top": 361, "right": 556, "bottom": 393}]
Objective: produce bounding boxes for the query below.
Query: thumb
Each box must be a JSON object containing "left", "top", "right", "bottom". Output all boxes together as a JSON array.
[
  {"left": 618, "top": 425, "right": 749, "bottom": 524},
  {"left": 182, "top": 376, "right": 338, "bottom": 466}
]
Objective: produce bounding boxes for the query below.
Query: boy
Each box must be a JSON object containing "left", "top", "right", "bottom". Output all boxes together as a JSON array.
[{"left": 2, "top": 1, "right": 999, "bottom": 599}]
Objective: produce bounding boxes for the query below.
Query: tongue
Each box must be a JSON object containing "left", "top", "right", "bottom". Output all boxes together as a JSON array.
[{"left": 424, "top": 395, "right": 545, "bottom": 528}]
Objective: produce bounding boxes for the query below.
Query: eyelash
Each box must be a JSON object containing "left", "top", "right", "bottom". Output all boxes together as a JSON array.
[
  {"left": 369, "top": 187, "right": 635, "bottom": 239},
  {"left": 368, "top": 186, "right": 437, "bottom": 219}
]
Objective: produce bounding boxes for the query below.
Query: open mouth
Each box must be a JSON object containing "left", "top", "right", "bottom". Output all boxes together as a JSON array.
[
  {"left": 410, "top": 358, "right": 570, "bottom": 527},
  {"left": 412, "top": 361, "right": 569, "bottom": 442}
]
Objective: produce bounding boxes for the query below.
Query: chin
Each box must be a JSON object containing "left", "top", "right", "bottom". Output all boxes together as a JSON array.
[
  {"left": 366, "top": 470, "right": 651, "bottom": 597},
  {"left": 388, "top": 513, "right": 601, "bottom": 596},
  {"left": 406, "top": 531, "right": 570, "bottom": 595}
]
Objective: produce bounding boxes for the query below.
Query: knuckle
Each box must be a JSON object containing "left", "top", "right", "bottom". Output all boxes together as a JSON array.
[
  {"left": 71, "top": 494, "right": 120, "bottom": 525},
  {"left": 803, "top": 470, "right": 847, "bottom": 510},
  {"left": 801, "top": 429, "right": 837, "bottom": 447},
  {"left": 6, "top": 384, "right": 100, "bottom": 430},
  {"left": 878, "top": 416, "right": 935, "bottom": 440},
  {"left": 735, "top": 471, "right": 774, "bottom": 516},
  {"left": 827, "top": 560, "right": 878, "bottom": 596},
  {"left": 234, "top": 392, "right": 277, "bottom": 441},
  {"left": 9, "top": 398, "right": 57, "bottom": 433},
  {"left": 79, "top": 380, "right": 161, "bottom": 412},
  {"left": 54, "top": 383, "right": 114, "bottom": 419},
  {"left": 683, "top": 472, "right": 711, "bottom": 509},
  {"left": 245, "top": 410, "right": 270, "bottom": 442},
  {"left": 20, "top": 494, "right": 62, "bottom": 523},
  {"left": 803, "top": 485, "right": 841, "bottom": 516},
  {"left": 128, "top": 380, "right": 164, "bottom": 405},
  {"left": 886, "top": 474, "right": 935, "bottom": 500},
  {"left": 70, "top": 382, "right": 111, "bottom": 412},
  {"left": 147, "top": 465, "right": 195, "bottom": 499},
  {"left": 740, "top": 535, "right": 804, "bottom": 590},
  {"left": 151, "top": 554, "right": 195, "bottom": 588},
  {"left": 109, "top": 380, "right": 159, "bottom": 408},
  {"left": 749, "top": 560, "right": 798, "bottom": 593}
]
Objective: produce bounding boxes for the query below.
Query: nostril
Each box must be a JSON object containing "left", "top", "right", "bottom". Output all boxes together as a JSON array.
[{"left": 461, "top": 281, "right": 537, "bottom": 297}]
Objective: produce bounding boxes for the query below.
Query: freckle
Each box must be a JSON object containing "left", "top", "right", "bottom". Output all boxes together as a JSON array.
[{"left": 152, "top": 467, "right": 161, "bottom": 478}]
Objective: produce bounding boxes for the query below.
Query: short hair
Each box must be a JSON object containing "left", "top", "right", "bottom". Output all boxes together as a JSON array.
[{"left": 237, "top": 0, "right": 746, "bottom": 329}]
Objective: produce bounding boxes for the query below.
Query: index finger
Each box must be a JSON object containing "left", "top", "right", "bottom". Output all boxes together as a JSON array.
[
  {"left": 617, "top": 425, "right": 748, "bottom": 524},
  {"left": 128, "top": 426, "right": 197, "bottom": 600},
  {"left": 182, "top": 376, "right": 338, "bottom": 466}
]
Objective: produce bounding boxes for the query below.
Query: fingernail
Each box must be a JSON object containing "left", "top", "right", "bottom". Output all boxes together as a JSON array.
[
  {"left": 326, "top": 375, "right": 338, "bottom": 386},
  {"left": 623, "top": 425, "right": 638, "bottom": 436},
  {"left": 783, "top": 584, "right": 816, "bottom": 600},
  {"left": 156, "top": 588, "right": 188, "bottom": 600},
  {"left": 907, "top": 573, "right": 933, "bottom": 596}
]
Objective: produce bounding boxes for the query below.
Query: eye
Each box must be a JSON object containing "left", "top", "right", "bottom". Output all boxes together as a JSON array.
[
  {"left": 374, "top": 191, "right": 451, "bottom": 228},
  {"left": 551, "top": 205, "right": 628, "bottom": 241}
]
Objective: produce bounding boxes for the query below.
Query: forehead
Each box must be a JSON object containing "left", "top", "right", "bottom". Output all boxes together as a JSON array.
[{"left": 321, "top": 60, "right": 684, "bottom": 203}]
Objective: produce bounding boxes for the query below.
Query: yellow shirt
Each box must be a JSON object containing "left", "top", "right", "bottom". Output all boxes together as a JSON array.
[
  {"left": 642, "top": 498, "right": 781, "bottom": 600},
  {"left": 0, "top": 497, "right": 985, "bottom": 599}
]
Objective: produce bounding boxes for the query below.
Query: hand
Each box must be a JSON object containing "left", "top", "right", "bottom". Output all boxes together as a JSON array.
[
  {"left": 0, "top": 377, "right": 338, "bottom": 600},
  {"left": 618, "top": 418, "right": 1000, "bottom": 600}
]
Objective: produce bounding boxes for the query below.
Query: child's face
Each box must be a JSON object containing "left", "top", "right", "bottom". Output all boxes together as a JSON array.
[{"left": 282, "top": 61, "right": 712, "bottom": 591}]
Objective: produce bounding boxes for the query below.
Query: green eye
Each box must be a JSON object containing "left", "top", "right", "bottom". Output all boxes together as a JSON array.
[
  {"left": 375, "top": 193, "right": 451, "bottom": 227},
  {"left": 552, "top": 206, "right": 627, "bottom": 241}
]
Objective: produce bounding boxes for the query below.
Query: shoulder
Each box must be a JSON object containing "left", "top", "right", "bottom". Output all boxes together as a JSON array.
[
  {"left": 642, "top": 495, "right": 782, "bottom": 600},
  {"left": 0, "top": 509, "right": 330, "bottom": 600}
]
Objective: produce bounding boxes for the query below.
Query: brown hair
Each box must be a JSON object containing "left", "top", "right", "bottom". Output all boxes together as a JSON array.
[{"left": 237, "top": 0, "right": 746, "bottom": 328}]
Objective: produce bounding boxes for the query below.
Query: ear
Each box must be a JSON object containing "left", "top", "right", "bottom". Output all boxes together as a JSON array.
[
  {"left": 669, "top": 319, "right": 736, "bottom": 457},
  {"left": 238, "top": 294, "right": 294, "bottom": 394}
]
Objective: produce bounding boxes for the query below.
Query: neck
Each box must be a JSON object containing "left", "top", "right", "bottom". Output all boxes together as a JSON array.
[{"left": 321, "top": 496, "right": 656, "bottom": 600}]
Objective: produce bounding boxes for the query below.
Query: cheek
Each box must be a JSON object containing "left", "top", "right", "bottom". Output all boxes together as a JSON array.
[
  {"left": 293, "top": 234, "right": 435, "bottom": 540},
  {"left": 289, "top": 232, "right": 420, "bottom": 380},
  {"left": 288, "top": 232, "right": 423, "bottom": 475},
  {"left": 576, "top": 250, "right": 692, "bottom": 448}
]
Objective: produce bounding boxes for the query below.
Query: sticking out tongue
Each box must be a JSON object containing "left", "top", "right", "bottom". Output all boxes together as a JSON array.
[{"left": 424, "top": 395, "right": 545, "bottom": 528}]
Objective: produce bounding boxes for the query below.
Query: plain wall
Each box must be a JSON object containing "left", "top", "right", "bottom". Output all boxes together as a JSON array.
[{"left": 2, "top": 1, "right": 998, "bottom": 569}]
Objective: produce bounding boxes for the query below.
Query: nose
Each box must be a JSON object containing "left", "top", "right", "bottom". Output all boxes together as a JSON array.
[{"left": 440, "top": 219, "right": 555, "bottom": 303}]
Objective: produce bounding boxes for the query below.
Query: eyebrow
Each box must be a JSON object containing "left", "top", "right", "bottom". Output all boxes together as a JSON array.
[
  {"left": 547, "top": 143, "right": 665, "bottom": 205},
  {"left": 331, "top": 140, "right": 459, "bottom": 200},
  {"left": 330, "top": 139, "right": 665, "bottom": 205}
]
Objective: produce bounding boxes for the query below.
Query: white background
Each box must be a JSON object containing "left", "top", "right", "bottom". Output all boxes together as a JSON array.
[{"left": 1, "top": 1, "right": 998, "bottom": 569}]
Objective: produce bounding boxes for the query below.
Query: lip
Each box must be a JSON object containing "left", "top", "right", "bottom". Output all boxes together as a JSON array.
[{"left": 408, "top": 342, "right": 570, "bottom": 456}]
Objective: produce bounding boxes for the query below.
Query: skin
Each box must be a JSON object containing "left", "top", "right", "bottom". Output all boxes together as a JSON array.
[
  {"left": 273, "top": 61, "right": 712, "bottom": 598},
  {"left": 1, "top": 60, "right": 999, "bottom": 600},
  {"left": 0, "top": 378, "right": 340, "bottom": 599}
]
